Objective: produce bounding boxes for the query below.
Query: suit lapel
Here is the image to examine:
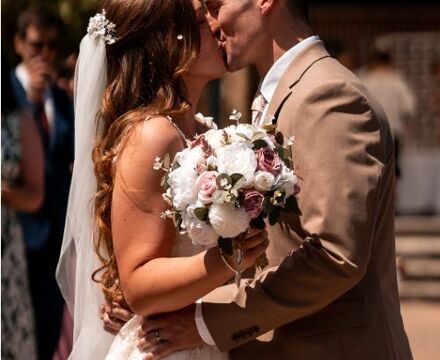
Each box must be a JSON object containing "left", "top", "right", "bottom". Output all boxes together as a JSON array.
[{"left": 263, "top": 40, "right": 331, "bottom": 124}]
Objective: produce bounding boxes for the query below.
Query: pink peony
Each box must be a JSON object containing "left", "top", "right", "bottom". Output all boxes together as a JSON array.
[
  {"left": 256, "top": 147, "right": 282, "bottom": 175},
  {"left": 243, "top": 189, "right": 264, "bottom": 219},
  {"left": 196, "top": 171, "right": 218, "bottom": 204}
]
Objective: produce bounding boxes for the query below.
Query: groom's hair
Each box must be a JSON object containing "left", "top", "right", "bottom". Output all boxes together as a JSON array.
[{"left": 286, "top": 0, "right": 310, "bottom": 23}]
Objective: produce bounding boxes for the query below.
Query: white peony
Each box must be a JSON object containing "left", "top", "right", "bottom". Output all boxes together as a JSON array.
[
  {"left": 204, "top": 129, "right": 225, "bottom": 149},
  {"left": 276, "top": 167, "right": 298, "bottom": 197},
  {"left": 216, "top": 142, "right": 257, "bottom": 186},
  {"left": 186, "top": 218, "right": 218, "bottom": 246},
  {"left": 167, "top": 166, "right": 198, "bottom": 211},
  {"left": 253, "top": 171, "right": 275, "bottom": 191},
  {"left": 208, "top": 203, "right": 250, "bottom": 238},
  {"left": 174, "top": 146, "right": 204, "bottom": 169}
]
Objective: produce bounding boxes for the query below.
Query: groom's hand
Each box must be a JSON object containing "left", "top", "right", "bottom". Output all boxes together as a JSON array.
[
  {"left": 100, "top": 295, "right": 134, "bottom": 335},
  {"left": 137, "top": 303, "right": 204, "bottom": 359}
]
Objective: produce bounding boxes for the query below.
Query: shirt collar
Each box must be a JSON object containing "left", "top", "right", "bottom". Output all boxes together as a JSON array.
[
  {"left": 15, "top": 63, "right": 30, "bottom": 92},
  {"left": 260, "top": 35, "right": 320, "bottom": 103}
]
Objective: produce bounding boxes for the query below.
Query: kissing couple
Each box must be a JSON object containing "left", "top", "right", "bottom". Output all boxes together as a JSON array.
[{"left": 56, "top": 0, "right": 413, "bottom": 359}]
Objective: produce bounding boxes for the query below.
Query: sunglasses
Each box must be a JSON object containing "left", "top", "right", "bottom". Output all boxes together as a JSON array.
[{"left": 26, "top": 40, "right": 58, "bottom": 51}]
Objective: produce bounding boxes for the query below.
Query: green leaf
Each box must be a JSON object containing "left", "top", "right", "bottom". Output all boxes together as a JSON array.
[
  {"left": 276, "top": 146, "right": 292, "bottom": 167},
  {"left": 230, "top": 173, "right": 245, "bottom": 190},
  {"left": 160, "top": 174, "right": 169, "bottom": 189},
  {"left": 262, "top": 196, "right": 274, "bottom": 215},
  {"left": 194, "top": 207, "right": 209, "bottom": 221},
  {"left": 230, "top": 173, "right": 243, "bottom": 186},
  {"left": 163, "top": 153, "right": 171, "bottom": 169},
  {"left": 236, "top": 133, "right": 250, "bottom": 141},
  {"left": 285, "top": 196, "right": 302, "bottom": 215},
  {"left": 269, "top": 207, "right": 280, "bottom": 225},
  {"left": 171, "top": 161, "right": 180, "bottom": 171},
  {"left": 216, "top": 173, "right": 232, "bottom": 190},
  {"left": 251, "top": 131, "right": 267, "bottom": 141},
  {"left": 218, "top": 237, "right": 234, "bottom": 256},
  {"left": 275, "top": 132, "right": 284, "bottom": 145},
  {"left": 250, "top": 215, "right": 266, "bottom": 229},
  {"left": 174, "top": 213, "right": 182, "bottom": 229},
  {"left": 252, "top": 139, "right": 268, "bottom": 150}
]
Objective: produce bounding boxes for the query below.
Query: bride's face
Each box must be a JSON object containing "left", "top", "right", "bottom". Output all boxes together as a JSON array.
[{"left": 189, "top": 0, "right": 226, "bottom": 79}]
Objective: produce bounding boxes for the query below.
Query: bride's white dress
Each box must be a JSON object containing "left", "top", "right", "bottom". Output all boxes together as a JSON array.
[{"left": 105, "top": 234, "right": 228, "bottom": 360}]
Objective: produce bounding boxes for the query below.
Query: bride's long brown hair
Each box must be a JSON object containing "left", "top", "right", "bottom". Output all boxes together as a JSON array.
[{"left": 92, "top": 0, "right": 200, "bottom": 301}]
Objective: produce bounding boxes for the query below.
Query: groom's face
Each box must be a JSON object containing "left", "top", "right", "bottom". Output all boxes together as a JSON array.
[{"left": 204, "top": 0, "right": 265, "bottom": 71}]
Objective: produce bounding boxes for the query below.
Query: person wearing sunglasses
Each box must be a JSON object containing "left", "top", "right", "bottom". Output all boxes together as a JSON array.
[{"left": 10, "top": 5, "right": 74, "bottom": 360}]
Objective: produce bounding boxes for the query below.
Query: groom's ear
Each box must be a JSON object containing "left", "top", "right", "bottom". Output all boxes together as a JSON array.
[{"left": 259, "top": 0, "right": 277, "bottom": 15}]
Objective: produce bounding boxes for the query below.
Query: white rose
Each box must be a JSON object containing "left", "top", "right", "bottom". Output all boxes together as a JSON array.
[
  {"left": 276, "top": 167, "right": 298, "bottom": 197},
  {"left": 208, "top": 203, "right": 250, "bottom": 238},
  {"left": 216, "top": 142, "right": 257, "bottom": 186},
  {"left": 167, "top": 167, "right": 198, "bottom": 210},
  {"left": 253, "top": 171, "right": 275, "bottom": 192},
  {"left": 187, "top": 218, "right": 218, "bottom": 246}
]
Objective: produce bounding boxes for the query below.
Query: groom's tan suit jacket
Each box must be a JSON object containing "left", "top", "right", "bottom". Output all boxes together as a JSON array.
[{"left": 201, "top": 41, "right": 413, "bottom": 359}]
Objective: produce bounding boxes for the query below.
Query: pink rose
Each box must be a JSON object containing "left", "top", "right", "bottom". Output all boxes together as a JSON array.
[
  {"left": 196, "top": 171, "right": 217, "bottom": 204},
  {"left": 256, "top": 148, "right": 282, "bottom": 175},
  {"left": 243, "top": 189, "right": 264, "bottom": 219}
]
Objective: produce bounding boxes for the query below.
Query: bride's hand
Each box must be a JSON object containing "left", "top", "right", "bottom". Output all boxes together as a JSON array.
[
  {"left": 100, "top": 295, "right": 134, "bottom": 335},
  {"left": 222, "top": 228, "right": 269, "bottom": 272}
]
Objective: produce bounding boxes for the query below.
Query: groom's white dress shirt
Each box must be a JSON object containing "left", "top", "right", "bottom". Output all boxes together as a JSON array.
[{"left": 195, "top": 35, "right": 320, "bottom": 346}]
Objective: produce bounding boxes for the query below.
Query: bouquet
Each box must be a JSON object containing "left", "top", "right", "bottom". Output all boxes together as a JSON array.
[{"left": 154, "top": 112, "right": 301, "bottom": 284}]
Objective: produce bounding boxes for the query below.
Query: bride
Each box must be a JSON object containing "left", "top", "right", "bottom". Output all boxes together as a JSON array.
[{"left": 56, "top": 0, "right": 268, "bottom": 359}]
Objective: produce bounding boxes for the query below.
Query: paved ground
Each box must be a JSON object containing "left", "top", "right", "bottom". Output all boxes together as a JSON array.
[{"left": 401, "top": 301, "right": 440, "bottom": 360}]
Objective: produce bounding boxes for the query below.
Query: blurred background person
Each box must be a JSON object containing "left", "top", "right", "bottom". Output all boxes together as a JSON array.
[
  {"left": 1, "top": 52, "right": 44, "bottom": 360},
  {"left": 10, "top": 5, "right": 74, "bottom": 360},
  {"left": 360, "top": 50, "right": 416, "bottom": 179},
  {"left": 56, "top": 52, "right": 77, "bottom": 100}
]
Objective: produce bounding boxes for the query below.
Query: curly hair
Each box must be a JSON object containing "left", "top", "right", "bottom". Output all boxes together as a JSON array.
[{"left": 91, "top": 0, "right": 200, "bottom": 302}]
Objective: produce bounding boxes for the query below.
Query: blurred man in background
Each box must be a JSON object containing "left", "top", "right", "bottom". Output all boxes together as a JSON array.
[
  {"left": 11, "top": 5, "right": 74, "bottom": 360},
  {"left": 360, "top": 50, "right": 416, "bottom": 179}
]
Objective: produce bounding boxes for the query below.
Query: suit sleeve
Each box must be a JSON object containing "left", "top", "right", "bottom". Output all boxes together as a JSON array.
[{"left": 200, "top": 81, "right": 389, "bottom": 351}]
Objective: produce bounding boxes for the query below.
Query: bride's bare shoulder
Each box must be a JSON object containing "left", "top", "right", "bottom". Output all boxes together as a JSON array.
[{"left": 123, "top": 114, "right": 183, "bottom": 156}]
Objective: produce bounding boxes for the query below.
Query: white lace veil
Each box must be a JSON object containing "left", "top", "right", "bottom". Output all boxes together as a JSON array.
[{"left": 56, "top": 21, "right": 115, "bottom": 358}]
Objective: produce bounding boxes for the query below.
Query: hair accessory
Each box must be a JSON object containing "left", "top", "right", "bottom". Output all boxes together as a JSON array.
[{"left": 87, "top": 9, "right": 118, "bottom": 45}]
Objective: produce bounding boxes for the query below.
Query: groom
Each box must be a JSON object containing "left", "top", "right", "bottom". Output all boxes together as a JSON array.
[{"left": 107, "top": 1, "right": 413, "bottom": 359}]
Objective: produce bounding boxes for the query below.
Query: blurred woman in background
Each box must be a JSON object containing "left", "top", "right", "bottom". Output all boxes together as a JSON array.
[{"left": 1, "top": 53, "right": 44, "bottom": 360}]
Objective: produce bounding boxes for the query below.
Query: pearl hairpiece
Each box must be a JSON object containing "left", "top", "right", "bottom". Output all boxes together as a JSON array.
[{"left": 87, "top": 9, "right": 118, "bottom": 45}]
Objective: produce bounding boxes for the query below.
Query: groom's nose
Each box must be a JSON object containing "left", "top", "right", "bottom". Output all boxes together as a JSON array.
[{"left": 206, "top": 13, "right": 220, "bottom": 38}]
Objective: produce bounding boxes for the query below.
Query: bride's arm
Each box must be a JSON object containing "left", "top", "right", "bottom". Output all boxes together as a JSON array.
[{"left": 111, "top": 117, "right": 267, "bottom": 317}]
